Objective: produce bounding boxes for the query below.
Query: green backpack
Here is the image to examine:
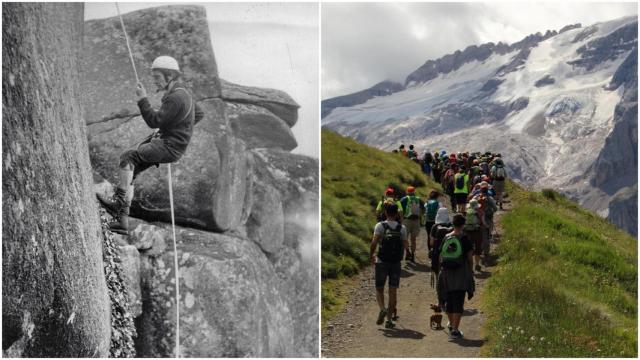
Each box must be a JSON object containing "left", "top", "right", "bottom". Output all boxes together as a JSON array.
[
  {"left": 465, "top": 208, "right": 481, "bottom": 231},
  {"left": 440, "top": 234, "right": 464, "bottom": 269},
  {"left": 405, "top": 196, "right": 421, "bottom": 219}
]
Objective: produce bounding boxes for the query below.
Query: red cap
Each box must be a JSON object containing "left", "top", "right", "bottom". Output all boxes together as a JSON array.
[
  {"left": 407, "top": 186, "right": 415, "bottom": 193},
  {"left": 385, "top": 188, "right": 394, "bottom": 195}
]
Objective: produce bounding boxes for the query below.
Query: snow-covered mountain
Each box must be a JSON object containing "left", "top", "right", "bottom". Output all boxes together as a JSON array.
[{"left": 322, "top": 16, "right": 638, "bottom": 236}]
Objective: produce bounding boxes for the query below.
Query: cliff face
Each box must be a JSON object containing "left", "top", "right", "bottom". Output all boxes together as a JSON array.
[
  {"left": 83, "top": 5, "right": 318, "bottom": 357},
  {"left": 2, "top": 3, "right": 111, "bottom": 357}
]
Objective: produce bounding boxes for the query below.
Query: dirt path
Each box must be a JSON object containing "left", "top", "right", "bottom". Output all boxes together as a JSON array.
[{"left": 322, "top": 205, "right": 508, "bottom": 358}]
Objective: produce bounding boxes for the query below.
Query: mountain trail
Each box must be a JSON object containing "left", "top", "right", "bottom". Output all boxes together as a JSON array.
[{"left": 321, "top": 200, "right": 509, "bottom": 357}]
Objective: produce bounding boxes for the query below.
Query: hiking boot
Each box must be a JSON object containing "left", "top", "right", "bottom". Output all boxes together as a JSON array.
[
  {"left": 384, "top": 320, "right": 395, "bottom": 329},
  {"left": 97, "top": 188, "right": 127, "bottom": 218},
  {"left": 376, "top": 309, "right": 387, "bottom": 325},
  {"left": 449, "top": 329, "right": 464, "bottom": 339},
  {"left": 108, "top": 205, "right": 130, "bottom": 235}
]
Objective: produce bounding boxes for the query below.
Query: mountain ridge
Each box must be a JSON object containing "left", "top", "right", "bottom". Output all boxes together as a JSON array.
[{"left": 322, "top": 15, "right": 638, "bottom": 236}]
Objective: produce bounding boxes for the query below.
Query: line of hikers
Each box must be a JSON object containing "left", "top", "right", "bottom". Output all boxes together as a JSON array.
[{"left": 371, "top": 149, "right": 508, "bottom": 339}]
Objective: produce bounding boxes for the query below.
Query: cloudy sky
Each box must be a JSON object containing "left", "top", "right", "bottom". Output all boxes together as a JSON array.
[
  {"left": 85, "top": 3, "right": 319, "bottom": 158},
  {"left": 322, "top": 2, "right": 638, "bottom": 99}
]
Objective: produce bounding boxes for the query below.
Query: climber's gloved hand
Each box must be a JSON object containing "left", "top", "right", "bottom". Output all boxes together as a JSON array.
[{"left": 135, "top": 82, "right": 147, "bottom": 100}]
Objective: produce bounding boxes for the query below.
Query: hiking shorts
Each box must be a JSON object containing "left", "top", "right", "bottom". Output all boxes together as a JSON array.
[
  {"left": 375, "top": 261, "right": 401, "bottom": 289},
  {"left": 493, "top": 180, "right": 505, "bottom": 194},
  {"left": 404, "top": 218, "right": 421, "bottom": 237},
  {"left": 120, "top": 138, "right": 182, "bottom": 179},
  {"left": 444, "top": 290, "right": 466, "bottom": 313},
  {"left": 466, "top": 229, "right": 483, "bottom": 255},
  {"left": 455, "top": 193, "right": 468, "bottom": 205}
]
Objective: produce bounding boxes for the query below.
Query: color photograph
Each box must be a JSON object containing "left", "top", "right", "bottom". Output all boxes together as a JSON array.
[{"left": 321, "top": 2, "right": 637, "bottom": 357}]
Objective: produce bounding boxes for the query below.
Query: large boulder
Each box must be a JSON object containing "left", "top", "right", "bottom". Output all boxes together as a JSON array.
[
  {"left": 221, "top": 79, "right": 299, "bottom": 127},
  {"left": 226, "top": 102, "right": 298, "bottom": 151},
  {"left": 250, "top": 149, "right": 319, "bottom": 249},
  {"left": 130, "top": 222, "right": 295, "bottom": 357},
  {"left": 81, "top": 5, "right": 221, "bottom": 124}
]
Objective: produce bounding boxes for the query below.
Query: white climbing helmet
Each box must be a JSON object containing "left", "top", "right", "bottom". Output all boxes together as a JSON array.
[{"left": 151, "top": 56, "right": 180, "bottom": 72}]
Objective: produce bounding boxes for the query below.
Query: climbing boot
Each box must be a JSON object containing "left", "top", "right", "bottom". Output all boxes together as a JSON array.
[
  {"left": 97, "top": 187, "right": 127, "bottom": 218},
  {"left": 109, "top": 204, "right": 130, "bottom": 235}
]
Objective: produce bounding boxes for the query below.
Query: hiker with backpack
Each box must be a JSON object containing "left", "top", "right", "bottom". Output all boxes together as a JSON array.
[
  {"left": 432, "top": 156, "right": 442, "bottom": 184},
  {"left": 477, "top": 185, "right": 498, "bottom": 261},
  {"left": 370, "top": 203, "right": 409, "bottom": 329},
  {"left": 453, "top": 166, "right": 470, "bottom": 213},
  {"left": 376, "top": 187, "right": 402, "bottom": 222},
  {"left": 97, "top": 56, "right": 204, "bottom": 235},
  {"left": 400, "top": 186, "right": 423, "bottom": 262},
  {"left": 490, "top": 156, "right": 507, "bottom": 209},
  {"left": 436, "top": 213, "right": 475, "bottom": 340},
  {"left": 429, "top": 207, "right": 452, "bottom": 276},
  {"left": 407, "top": 144, "right": 418, "bottom": 160},
  {"left": 442, "top": 163, "right": 458, "bottom": 210},
  {"left": 423, "top": 151, "right": 433, "bottom": 177},
  {"left": 424, "top": 190, "right": 443, "bottom": 250},
  {"left": 399, "top": 144, "right": 408, "bottom": 157},
  {"left": 464, "top": 198, "right": 486, "bottom": 273}
]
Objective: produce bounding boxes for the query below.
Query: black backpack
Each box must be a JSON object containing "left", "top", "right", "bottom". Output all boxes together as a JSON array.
[
  {"left": 378, "top": 222, "right": 404, "bottom": 263},
  {"left": 455, "top": 174, "right": 465, "bottom": 190}
]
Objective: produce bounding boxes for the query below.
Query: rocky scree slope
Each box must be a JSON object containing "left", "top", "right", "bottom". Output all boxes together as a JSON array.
[
  {"left": 323, "top": 17, "right": 638, "bottom": 236},
  {"left": 83, "top": 5, "right": 318, "bottom": 357}
]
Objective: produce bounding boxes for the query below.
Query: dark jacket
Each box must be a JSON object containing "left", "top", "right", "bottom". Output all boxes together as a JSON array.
[{"left": 137, "top": 81, "right": 204, "bottom": 157}]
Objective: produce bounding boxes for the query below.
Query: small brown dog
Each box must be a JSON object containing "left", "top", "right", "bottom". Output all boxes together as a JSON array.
[{"left": 430, "top": 303, "right": 443, "bottom": 330}]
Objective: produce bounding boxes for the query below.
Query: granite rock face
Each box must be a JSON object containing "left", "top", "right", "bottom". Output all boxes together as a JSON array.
[
  {"left": 3, "top": 3, "right": 111, "bottom": 356},
  {"left": 131, "top": 223, "right": 295, "bottom": 357}
]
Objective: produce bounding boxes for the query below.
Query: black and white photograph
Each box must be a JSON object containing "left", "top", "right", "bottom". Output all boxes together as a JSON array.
[{"left": 3, "top": 2, "right": 318, "bottom": 357}]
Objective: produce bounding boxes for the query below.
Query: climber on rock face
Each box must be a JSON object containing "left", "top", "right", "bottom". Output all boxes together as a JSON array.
[{"left": 97, "top": 55, "right": 204, "bottom": 234}]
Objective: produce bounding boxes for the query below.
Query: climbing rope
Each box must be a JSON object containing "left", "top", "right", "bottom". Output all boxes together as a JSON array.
[{"left": 114, "top": 3, "right": 180, "bottom": 357}]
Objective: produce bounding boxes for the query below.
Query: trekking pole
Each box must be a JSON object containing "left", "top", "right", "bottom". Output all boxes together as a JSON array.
[{"left": 115, "top": 3, "right": 179, "bottom": 356}]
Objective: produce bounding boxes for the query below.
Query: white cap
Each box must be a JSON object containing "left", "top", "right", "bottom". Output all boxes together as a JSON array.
[
  {"left": 435, "top": 207, "right": 450, "bottom": 224},
  {"left": 151, "top": 56, "right": 180, "bottom": 72}
]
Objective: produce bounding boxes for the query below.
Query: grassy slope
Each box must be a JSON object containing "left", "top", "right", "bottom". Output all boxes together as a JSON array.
[
  {"left": 321, "top": 129, "right": 439, "bottom": 321},
  {"left": 322, "top": 130, "right": 637, "bottom": 355},
  {"left": 481, "top": 181, "right": 637, "bottom": 357}
]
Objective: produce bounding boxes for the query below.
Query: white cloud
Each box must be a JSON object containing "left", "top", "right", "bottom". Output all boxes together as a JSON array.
[{"left": 322, "top": 2, "right": 638, "bottom": 100}]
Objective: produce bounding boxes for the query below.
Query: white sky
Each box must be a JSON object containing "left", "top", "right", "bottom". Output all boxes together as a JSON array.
[
  {"left": 85, "top": 2, "right": 319, "bottom": 158},
  {"left": 322, "top": 2, "right": 638, "bottom": 99}
]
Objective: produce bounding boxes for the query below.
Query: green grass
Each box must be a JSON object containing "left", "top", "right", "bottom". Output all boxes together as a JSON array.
[
  {"left": 482, "top": 182, "right": 637, "bottom": 357},
  {"left": 321, "top": 129, "right": 440, "bottom": 323}
]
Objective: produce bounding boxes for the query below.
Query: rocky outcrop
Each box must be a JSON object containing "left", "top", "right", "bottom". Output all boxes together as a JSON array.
[
  {"left": 221, "top": 79, "right": 300, "bottom": 127},
  {"left": 2, "top": 3, "right": 111, "bottom": 356},
  {"left": 608, "top": 185, "right": 637, "bottom": 237},
  {"left": 131, "top": 222, "right": 296, "bottom": 357},
  {"left": 404, "top": 30, "right": 559, "bottom": 86},
  {"left": 534, "top": 75, "right": 556, "bottom": 87},
  {"left": 83, "top": 5, "right": 318, "bottom": 357},
  {"left": 568, "top": 20, "right": 637, "bottom": 71},
  {"left": 589, "top": 46, "right": 637, "bottom": 236},
  {"left": 321, "top": 80, "right": 404, "bottom": 118}
]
